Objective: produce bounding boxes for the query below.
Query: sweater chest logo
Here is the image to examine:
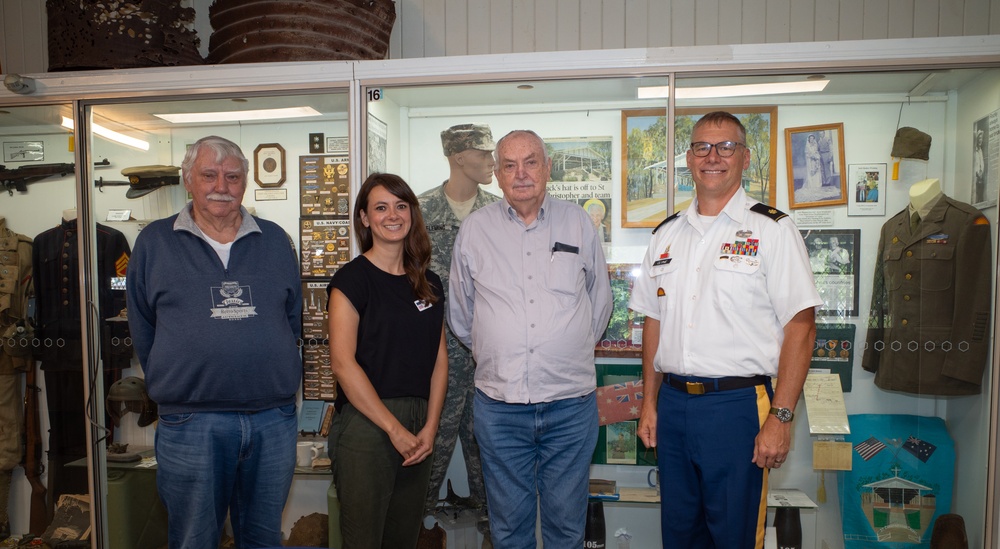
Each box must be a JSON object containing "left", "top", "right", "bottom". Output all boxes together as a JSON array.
[{"left": 210, "top": 281, "right": 257, "bottom": 320}]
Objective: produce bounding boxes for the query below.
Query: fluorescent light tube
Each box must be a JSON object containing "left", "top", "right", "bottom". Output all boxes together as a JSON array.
[
  {"left": 62, "top": 117, "right": 150, "bottom": 151},
  {"left": 153, "top": 106, "right": 322, "bottom": 124},
  {"left": 638, "top": 80, "right": 829, "bottom": 99}
]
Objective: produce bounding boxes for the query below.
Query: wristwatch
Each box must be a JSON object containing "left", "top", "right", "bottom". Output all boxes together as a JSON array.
[{"left": 769, "top": 407, "right": 794, "bottom": 423}]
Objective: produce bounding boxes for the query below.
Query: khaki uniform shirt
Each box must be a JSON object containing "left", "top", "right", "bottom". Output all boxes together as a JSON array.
[
  {"left": 0, "top": 218, "right": 31, "bottom": 469},
  {"left": 0, "top": 217, "right": 33, "bottom": 374}
]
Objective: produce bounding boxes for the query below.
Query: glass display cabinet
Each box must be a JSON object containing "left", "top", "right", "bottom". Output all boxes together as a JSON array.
[{"left": 0, "top": 36, "right": 998, "bottom": 548}]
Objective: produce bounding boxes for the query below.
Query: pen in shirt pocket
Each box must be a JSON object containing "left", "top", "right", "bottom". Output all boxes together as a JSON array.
[{"left": 551, "top": 242, "right": 580, "bottom": 261}]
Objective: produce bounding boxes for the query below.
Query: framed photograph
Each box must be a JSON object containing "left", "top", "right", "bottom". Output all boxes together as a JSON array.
[
  {"left": 3, "top": 140, "right": 44, "bottom": 162},
  {"left": 847, "top": 163, "right": 887, "bottom": 216},
  {"left": 542, "top": 136, "right": 614, "bottom": 245},
  {"left": 596, "top": 264, "right": 643, "bottom": 358},
  {"left": 622, "top": 107, "right": 777, "bottom": 228},
  {"left": 621, "top": 109, "right": 668, "bottom": 227},
  {"left": 367, "top": 113, "right": 388, "bottom": 176},
  {"left": 605, "top": 421, "right": 638, "bottom": 465},
  {"left": 800, "top": 229, "right": 860, "bottom": 317},
  {"left": 972, "top": 110, "right": 998, "bottom": 209},
  {"left": 253, "top": 143, "right": 286, "bottom": 188},
  {"left": 785, "top": 123, "right": 847, "bottom": 209}
]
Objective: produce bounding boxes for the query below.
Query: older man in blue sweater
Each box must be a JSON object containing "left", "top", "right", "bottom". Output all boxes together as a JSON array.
[{"left": 127, "top": 135, "right": 302, "bottom": 549}]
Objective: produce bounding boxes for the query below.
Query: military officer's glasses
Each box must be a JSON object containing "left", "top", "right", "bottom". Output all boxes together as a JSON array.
[{"left": 690, "top": 141, "right": 745, "bottom": 157}]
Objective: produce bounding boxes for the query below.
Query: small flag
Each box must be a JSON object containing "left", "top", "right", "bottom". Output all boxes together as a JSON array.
[
  {"left": 596, "top": 380, "right": 643, "bottom": 426},
  {"left": 854, "top": 436, "right": 886, "bottom": 461},
  {"left": 902, "top": 435, "right": 937, "bottom": 463}
]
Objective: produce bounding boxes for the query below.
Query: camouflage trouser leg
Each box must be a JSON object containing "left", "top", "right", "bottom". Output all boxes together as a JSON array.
[{"left": 425, "top": 331, "right": 487, "bottom": 523}]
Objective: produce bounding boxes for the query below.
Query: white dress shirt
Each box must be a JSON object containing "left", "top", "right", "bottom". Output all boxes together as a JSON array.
[{"left": 630, "top": 187, "right": 821, "bottom": 378}]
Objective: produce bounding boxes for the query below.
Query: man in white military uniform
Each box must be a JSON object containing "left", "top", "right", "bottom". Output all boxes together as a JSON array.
[{"left": 629, "top": 111, "right": 821, "bottom": 548}]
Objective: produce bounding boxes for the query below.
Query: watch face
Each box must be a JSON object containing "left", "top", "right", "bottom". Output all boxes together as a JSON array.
[{"left": 772, "top": 407, "right": 793, "bottom": 422}]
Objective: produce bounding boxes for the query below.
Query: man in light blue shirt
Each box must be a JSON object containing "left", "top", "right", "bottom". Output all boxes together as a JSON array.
[{"left": 449, "top": 130, "right": 612, "bottom": 548}]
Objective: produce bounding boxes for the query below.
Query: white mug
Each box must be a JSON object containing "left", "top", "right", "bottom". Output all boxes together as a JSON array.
[
  {"left": 312, "top": 441, "right": 327, "bottom": 459},
  {"left": 296, "top": 441, "right": 316, "bottom": 467}
]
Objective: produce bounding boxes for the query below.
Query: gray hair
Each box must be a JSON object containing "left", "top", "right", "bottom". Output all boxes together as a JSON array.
[{"left": 180, "top": 135, "right": 249, "bottom": 184}]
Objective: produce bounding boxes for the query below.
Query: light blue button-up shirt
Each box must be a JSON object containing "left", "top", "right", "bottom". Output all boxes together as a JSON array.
[{"left": 448, "top": 194, "right": 613, "bottom": 404}]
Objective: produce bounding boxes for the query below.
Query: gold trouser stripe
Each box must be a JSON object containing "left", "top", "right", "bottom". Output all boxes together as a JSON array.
[{"left": 754, "top": 384, "right": 771, "bottom": 549}]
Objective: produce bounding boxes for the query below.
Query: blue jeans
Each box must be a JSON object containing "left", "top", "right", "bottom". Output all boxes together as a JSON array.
[
  {"left": 474, "top": 389, "right": 598, "bottom": 549},
  {"left": 155, "top": 404, "right": 298, "bottom": 549}
]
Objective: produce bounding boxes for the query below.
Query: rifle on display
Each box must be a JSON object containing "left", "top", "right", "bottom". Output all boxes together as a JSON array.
[
  {"left": 24, "top": 359, "right": 47, "bottom": 535},
  {"left": 1, "top": 159, "right": 111, "bottom": 195},
  {"left": 0, "top": 162, "right": 75, "bottom": 194}
]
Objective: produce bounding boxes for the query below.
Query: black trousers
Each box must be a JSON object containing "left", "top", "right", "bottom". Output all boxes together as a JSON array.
[{"left": 43, "top": 367, "right": 119, "bottom": 515}]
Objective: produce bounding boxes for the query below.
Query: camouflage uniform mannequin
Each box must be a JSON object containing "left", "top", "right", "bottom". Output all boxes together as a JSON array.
[
  {"left": 0, "top": 217, "right": 33, "bottom": 538},
  {"left": 419, "top": 124, "right": 499, "bottom": 543}
]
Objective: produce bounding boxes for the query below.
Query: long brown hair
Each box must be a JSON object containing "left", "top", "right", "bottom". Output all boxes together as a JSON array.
[{"left": 353, "top": 173, "right": 438, "bottom": 304}]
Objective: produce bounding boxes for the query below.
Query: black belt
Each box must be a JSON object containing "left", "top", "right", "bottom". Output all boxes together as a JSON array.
[{"left": 665, "top": 374, "right": 771, "bottom": 395}]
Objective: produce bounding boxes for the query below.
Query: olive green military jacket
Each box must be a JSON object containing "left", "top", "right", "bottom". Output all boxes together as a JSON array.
[{"left": 862, "top": 195, "right": 991, "bottom": 395}]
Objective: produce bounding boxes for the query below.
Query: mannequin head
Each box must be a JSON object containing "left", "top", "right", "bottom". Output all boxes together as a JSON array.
[
  {"left": 909, "top": 178, "right": 942, "bottom": 212},
  {"left": 441, "top": 123, "right": 496, "bottom": 186}
]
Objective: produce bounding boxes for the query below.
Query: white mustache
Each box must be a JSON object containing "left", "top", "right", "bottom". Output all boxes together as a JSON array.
[{"left": 207, "top": 193, "right": 235, "bottom": 202}]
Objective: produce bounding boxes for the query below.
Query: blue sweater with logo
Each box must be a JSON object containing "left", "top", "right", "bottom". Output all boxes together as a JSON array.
[{"left": 126, "top": 205, "right": 302, "bottom": 415}]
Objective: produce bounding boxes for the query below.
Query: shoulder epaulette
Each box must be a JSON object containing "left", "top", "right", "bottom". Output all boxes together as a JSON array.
[
  {"left": 947, "top": 196, "right": 992, "bottom": 224},
  {"left": 749, "top": 203, "right": 788, "bottom": 222},
  {"left": 652, "top": 212, "right": 681, "bottom": 234}
]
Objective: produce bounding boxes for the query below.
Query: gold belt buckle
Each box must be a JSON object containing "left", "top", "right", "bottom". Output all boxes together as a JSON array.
[{"left": 686, "top": 382, "right": 706, "bottom": 395}]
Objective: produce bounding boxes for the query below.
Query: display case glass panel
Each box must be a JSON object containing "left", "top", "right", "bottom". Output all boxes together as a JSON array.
[
  {"left": 0, "top": 102, "right": 82, "bottom": 533},
  {"left": 80, "top": 89, "right": 350, "bottom": 543},
  {"left": 361, "top": 66, "right": 1000, "bottom": 548}
]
